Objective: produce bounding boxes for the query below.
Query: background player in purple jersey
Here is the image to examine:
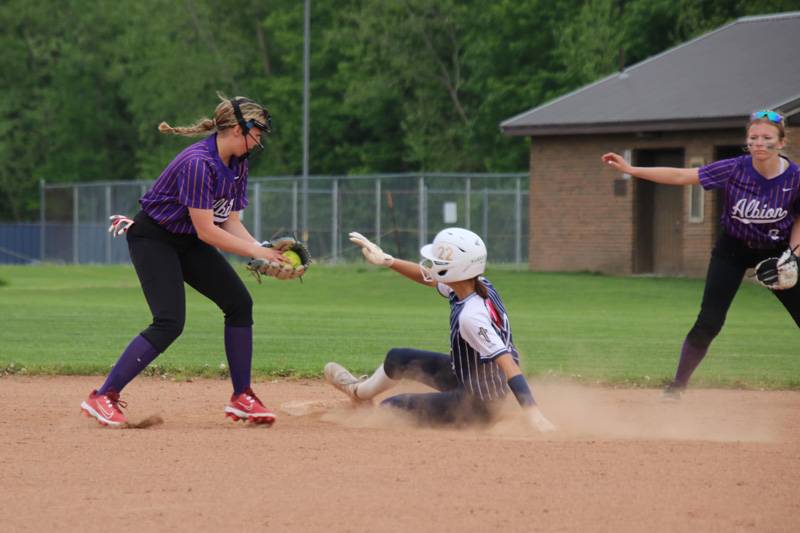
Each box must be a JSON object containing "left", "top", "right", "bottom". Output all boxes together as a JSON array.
[
  {"left": 323, "top": 227, "right": 556, "bottom": 432},
  {"left": 602, "top": 110, "right": 800, "bottom": 400},
  {"left": 80, "top": 94, "right": 290, "bottom": 427}
]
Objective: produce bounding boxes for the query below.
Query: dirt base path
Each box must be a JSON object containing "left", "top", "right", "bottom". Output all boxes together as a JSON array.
[{"left": 1, "top": 376, "right": 799, "bottom": 532}]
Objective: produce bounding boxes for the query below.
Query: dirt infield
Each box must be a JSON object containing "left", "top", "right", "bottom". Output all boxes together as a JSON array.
[{"left": 1, "top": 376, "right": 799, "bottom": 532}]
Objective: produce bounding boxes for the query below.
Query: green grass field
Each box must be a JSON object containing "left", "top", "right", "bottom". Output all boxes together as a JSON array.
[{"left": 0, "top": 264, "right": 797, "bottom": 389}]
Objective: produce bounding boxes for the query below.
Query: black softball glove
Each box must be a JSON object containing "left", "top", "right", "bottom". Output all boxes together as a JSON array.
[{"left": 754, "top": 245, "right": 798, "bottom": 290}]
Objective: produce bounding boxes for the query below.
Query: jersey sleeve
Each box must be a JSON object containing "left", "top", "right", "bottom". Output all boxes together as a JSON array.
[
  {"left": 459, "top": 308, "right": 508, "bottom": 361},
  {"left": 698, "top": 157, "right": 738, "bottom": 190},
  {"left": 177, "top": 159, "right": 215, "bottom": 209}
]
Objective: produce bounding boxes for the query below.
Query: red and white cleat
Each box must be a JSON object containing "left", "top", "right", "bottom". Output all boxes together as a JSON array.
[
  {"left": 225, "top": 388, "right": 276, "bottom": 425},
  {"left": 80, "top": 389, "right": 128, "bottom": 427}
]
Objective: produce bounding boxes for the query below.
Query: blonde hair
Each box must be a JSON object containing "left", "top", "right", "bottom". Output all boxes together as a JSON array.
[{"left": 158, "top": 92, "right": 268, "bottom": 137}]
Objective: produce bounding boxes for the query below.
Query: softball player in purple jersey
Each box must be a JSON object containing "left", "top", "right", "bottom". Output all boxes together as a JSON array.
[
  {"left": 80, "top": 95, "right": 289, "bottom": 427},
  {"left": 323, "top": 228, "right": 556, "bottom": 432},
  {"left": 602, "top": 110, "right": 800, "bottom": 399}
]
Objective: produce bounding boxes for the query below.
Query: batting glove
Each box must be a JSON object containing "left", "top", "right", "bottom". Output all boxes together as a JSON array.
[
  {"left": 108, "top": 215, "right": 134, "bottom": 237},
  {"left": 348, "top": 231, "right": 394, "bottom": 267}
]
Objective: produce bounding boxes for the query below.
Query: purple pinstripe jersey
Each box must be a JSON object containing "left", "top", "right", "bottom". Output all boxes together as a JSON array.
[
  {"left": 699, "top": 155, "right": 800, "bottom": 246},
  {"left": 140, "top": 134, "right": 249, "bottom": 234}
]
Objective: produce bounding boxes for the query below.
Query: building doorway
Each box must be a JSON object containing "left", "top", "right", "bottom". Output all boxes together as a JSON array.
[{"left": 633, "top": 149, "right": 685, "bottom": 275}]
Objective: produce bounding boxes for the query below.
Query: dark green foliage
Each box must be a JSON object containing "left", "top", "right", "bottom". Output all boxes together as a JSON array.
[{"left": 1, "top": 0, "right": 795, "bottom": 220}]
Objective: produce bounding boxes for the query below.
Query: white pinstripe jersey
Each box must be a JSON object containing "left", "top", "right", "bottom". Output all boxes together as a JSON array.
[{"left": 437, "top": 277, "right": 519, "bottom": 401}]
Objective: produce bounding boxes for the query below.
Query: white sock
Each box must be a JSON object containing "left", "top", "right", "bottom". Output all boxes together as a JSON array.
[{"left": 354, "top": 364, "right": 397, "bottom": 400}]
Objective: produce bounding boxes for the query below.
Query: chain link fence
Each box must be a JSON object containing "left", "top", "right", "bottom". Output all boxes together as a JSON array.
[{"left": 1, "top": 173, "right": 529, "bottom": 265}]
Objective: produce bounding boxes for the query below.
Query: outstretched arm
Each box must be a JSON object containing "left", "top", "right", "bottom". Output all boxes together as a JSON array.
[
  {"left": 349, "top": 231, "right": 434, "bottom": 287},
  {"left": 601, "top": 152, "right": 700, "bottom": 186},
  {"left": 389, "top": 258, "right": 435, "bottom": 286}
]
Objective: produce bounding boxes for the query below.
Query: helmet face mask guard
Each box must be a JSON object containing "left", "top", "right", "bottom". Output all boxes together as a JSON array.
[
  {"left": 419, "top": 255, "right": 453, "bottom": 283},
  {"left": 419, "top": 227, "right": 487, "bottom": 283},
  {"left": 231, "top": 97, "right": 271, "bottom": 158}
]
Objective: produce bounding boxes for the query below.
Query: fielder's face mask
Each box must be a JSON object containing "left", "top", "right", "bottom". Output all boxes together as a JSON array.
[
  {"left": 231, "top": 97, "right": 272, "bottom": 158},
  {"left": 247, "top": 109, "right": 272, "bottom": 135}
]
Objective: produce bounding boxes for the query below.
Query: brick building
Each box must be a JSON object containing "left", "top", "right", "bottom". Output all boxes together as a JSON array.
[{"left": 501, "top": 12, "right": 800, "bottom": 277}]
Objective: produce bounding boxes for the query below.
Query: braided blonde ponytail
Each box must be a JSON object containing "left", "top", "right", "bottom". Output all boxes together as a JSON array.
[
  {"left": 158, "top": 93, "right": 265, "bottom": 137},
  {"left": 157, "top": 118, "right": 217, "bottom": 137}
]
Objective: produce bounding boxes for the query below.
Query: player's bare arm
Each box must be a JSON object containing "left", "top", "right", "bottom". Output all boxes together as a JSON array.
[
  {"left": 601, "top": 152, "right": 700, "bottom": 185},
  {"left": 348, "top": 231, "right": 434, "bottom": 286},
  {"left": 190, "top": 208, "right": 288, "bottom": 264},
  {"left": 219, "top": 212, "right": 296, "bottom": 268},
  {"left": 220, "top": 211, "right": 257, "bottom": 244},
  {"left": 389, "top": 258, "right": 436, "bottom": 286},
  {"left": 495, "top": 353, "right": 522, "bottom": 379}
]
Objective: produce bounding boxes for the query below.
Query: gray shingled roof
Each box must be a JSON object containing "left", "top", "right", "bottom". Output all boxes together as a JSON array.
[{"left": 501, "top": 12, "right": 800, "bottom": 136}]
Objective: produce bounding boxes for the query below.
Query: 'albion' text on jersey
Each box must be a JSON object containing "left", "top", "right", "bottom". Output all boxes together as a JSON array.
[
  {"left": 730, "top": 198, "right": 788, "bottom": 225},
  {"left": 213, "top": 197, "right": 235, "bottom": 223}
]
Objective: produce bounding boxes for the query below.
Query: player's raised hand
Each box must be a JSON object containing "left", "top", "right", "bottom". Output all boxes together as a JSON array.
[
  {"left": 348, "top": 231, "right": 394, "bottom": 267},
  {"left": 601, "top": 152, "right": 632, "bottom": 174}
]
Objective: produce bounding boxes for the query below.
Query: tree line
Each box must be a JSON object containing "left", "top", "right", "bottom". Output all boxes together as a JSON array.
[{"left": 1, "top": 0, "right": 796, "bottom": 220}]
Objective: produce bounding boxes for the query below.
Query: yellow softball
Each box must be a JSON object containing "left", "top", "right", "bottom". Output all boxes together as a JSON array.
[{"left": 283, "top": 250, "right": 302, "bottom": 268}]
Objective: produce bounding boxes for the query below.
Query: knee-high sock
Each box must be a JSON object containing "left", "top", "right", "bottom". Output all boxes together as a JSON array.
[
  {"left": 225, "top": 325, "right": 252, "bottom": 395},
  {"left": 98, "top": 335, "right": 160, "bottom": 394},
  {"left": 673, "top": 338, "right": 708, "bottom": 387},
  {"left": 354, "top": 364, "right": 397, "bottom": 400}
]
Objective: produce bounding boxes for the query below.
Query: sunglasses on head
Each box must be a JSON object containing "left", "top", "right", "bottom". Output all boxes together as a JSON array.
[{"left": 750, "top": 110, "right": 783, "bottom": 124}]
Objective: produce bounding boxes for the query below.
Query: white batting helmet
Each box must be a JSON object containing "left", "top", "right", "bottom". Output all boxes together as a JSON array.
[{"left": 419, "top": 227, "right": 487, "bottom": 283}]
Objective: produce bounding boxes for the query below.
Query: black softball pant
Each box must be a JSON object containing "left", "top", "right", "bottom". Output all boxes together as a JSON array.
[
  {"left": 686, "top": 232, "right": 800, "bottom": 349},
  {"left": 126, "top": 212, "right": 253, "bottom": 352},
  {"left": 380, "top": 348, "right": 500, "bottom": 426}
]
